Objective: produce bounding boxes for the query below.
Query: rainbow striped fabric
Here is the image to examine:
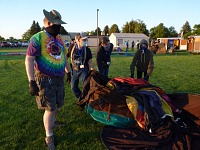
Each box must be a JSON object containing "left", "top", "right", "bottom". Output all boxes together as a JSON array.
[{"left": 27, "top": 31, "right": 67, "bottom": 77}]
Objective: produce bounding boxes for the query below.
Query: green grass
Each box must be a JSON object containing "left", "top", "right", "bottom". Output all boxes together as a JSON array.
[
  {"left": 0, "top": 47, "right": 27, "bottom": 52},
  {"left": 0, "top": 51, "right": 200, "bottom": 149}
]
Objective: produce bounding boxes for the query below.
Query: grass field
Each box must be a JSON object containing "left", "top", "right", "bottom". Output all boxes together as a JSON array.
[{"left": 0, "top": 50, "right": 200, "bottom": 149}]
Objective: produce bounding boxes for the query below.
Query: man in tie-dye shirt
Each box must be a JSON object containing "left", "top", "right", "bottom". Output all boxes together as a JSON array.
[{"left": 25, "top": 9, "right": 70, "bottom": 149}]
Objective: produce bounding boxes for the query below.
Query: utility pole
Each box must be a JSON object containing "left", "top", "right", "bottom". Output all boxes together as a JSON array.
[{"left": 97, "top": 9, "right": 99, "bottom": 48}]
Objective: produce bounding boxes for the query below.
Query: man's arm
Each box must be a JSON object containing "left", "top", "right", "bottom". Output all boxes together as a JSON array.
[
  {"left": 87, "top": 47, "right": 95, "bottom": 70},
  {"left": 66, "top": 43, "right": 74, "bottom": 59},
  {"left": 147, "top": 51, "right": 154, "bottom": 76},
  {"left": 25, "top": 55, "right": 36, "bottom": 81},
  {"left": 130, "top": 51, "right": 138, "bottom": 74},
  {"left": 88, "top": 58, "right": 95, "bottom": 70},
  {"left": 65, "top": 56, "right": 71, "bottom": 73}
]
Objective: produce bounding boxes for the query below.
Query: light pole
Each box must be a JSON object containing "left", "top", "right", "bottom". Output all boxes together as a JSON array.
[{"left": 97, "top": 9, "right": 99, "bottom": 48}]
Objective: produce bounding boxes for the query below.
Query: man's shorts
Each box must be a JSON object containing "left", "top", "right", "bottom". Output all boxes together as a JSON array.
[{"left": 35, "top": 73, "right": 65, "bottom": 111}]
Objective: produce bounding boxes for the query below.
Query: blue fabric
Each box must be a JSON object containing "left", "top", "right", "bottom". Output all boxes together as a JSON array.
[
  {"left": 141, "top": 46, "right": 147, "bottom": 52},
  {"left": 71, "top": 68, "right": 88, "bottom": 98},
  {"left": 137, "top": 90, "right": 165, "bottom": 117}
]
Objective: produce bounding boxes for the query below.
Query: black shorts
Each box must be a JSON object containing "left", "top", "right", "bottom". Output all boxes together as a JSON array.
[{"left": 35, "top": 73, "right": 65, "bottom": 111}]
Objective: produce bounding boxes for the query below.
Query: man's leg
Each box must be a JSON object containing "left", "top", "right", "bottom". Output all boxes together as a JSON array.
[
  {"left": 103, "top": 68, "right": 109, "bottom": 77},
  {"left": 43, "top": 110, "right": 56, "bottom": 137},
  {"left": 71, "top": 70, "right": 82, "bottom": 98},
  {"left": 80, "top": 69, "right": 88, "bottom": 87},
  {"left": 53, "top": 81, "right": 65, "bottom": 128},
  {"left": 143, "top": 71, "right": 149, "bottom": 81},
  {"left": 36, "top": 75, "right": 62, "bottom": 149},
  {"left": 137, "top": 70, "right": 143, "bottom": 79},
  {"left": 43, "top": 109, "right": 56, "bottom": 149}
]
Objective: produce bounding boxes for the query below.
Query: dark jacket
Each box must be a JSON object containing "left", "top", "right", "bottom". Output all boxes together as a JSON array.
[
  {"left": 130, "top": 49, "right": 154, "bottom": 75},
  {"left": 96, "top": 46, "right": 112, "bottom": 72}
]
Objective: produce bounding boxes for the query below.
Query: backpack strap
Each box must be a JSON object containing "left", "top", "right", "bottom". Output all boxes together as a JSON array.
[
  {"left": 82, "top": 46, "right": 87, "bottom": 66},
  {"left": 70, "top": 44, "right": 76, "bottom": 66},
  {"left": 70, "top": 45, "right": 87, "bottom": 69}
]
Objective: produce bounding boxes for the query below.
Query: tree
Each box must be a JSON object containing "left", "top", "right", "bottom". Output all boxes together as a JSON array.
[
  {"left": 94, "top": 27, "right": 101, "bottom": 36},
  {"left": 85, "top": 31, "right": 90, "bottom": 36},
  {"left": 192, "top": 24, "right": 200, "bottom": 35},
  {"left": 156, "top": 23, "right": 167, "bottom": 37},
  {"left": 122, "top": 22, "right": 129, "bottom": 33},
  {"left": 103, "top": 25, "right": 109, "bottom": 35},
  {"left": 22, "top": 20, "right": 41, "bottom": 40},
  {"left": 134, "top": 19, "right": 149, "bottom": 35},
  {"left": 121, "top": 19, "right": 149, "bottom": 35},
  {"left": 109, "top": 24, "right": 120, "bottom": 35},
  {"left": 129, "top": 20, "right": 135, "bottom": 33},
  {"left": 150, "top": 23, "right": 178, "bottom": 40},
  {"left": 8, "top": 37, "right": 16, "bottom": 42},
  {"left": 22, "top": 29, "right": 31, "bottom": 41},
  {"left": 0, "top": 35, "right": 5, "bottom": 42},
  {"left": 180, "top": 21, "right": 192, "bottom": 39},
  {"left": 89, "top": 31, "right": 95, "bottom": 36},
  {"left": 149, "top": 23, "right": 169, "bottom": 40},
  {"left": 35, "top": 22, "right": 41, "bottom": 33},
  {"left": 22, "top": 20, "right": 69, "bottom": 40},
  {"left": 30, "top": 21, "right": 41, "bottom": 36},
  {"left": 168, "top": 26, "right": 178, "bottom": 37},
  {"left": 149, "top": 27, "right": 156, "bottom": 40}
]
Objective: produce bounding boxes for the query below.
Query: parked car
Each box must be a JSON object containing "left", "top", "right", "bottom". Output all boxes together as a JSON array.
[
  {"left": 10, "top": 42, "right": 15, "bottom": 47},
  {"left": 22, "top": 41, "right": 29, "bottom": 47},
  {"left": 1, "top": 41, "right": 11, "bottom": 47},
  {"left": 11, "top": 41, "right": 22, "bottom": 47}
]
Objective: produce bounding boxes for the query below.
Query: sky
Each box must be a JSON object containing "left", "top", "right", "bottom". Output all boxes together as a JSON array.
[{"left": 0, "top": 0, "right": 200, "bottom": 39}]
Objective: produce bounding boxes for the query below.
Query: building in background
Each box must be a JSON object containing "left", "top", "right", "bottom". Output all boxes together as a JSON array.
[
  {"left": 109, "top": 33, "right": 149, "bottom": 48},
  {"left": 187, "top": 35, "right": 200, "bottom": 54}
]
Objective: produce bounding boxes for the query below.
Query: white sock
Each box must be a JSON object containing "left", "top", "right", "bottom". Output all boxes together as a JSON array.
[{"left": 46, "top": 131, "right": 53, "bottom": 137}]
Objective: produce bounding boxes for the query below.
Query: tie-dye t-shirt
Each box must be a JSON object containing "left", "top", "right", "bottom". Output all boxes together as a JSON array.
[{"left": 26, "top": 31, "right": 67, "bottom": 77}]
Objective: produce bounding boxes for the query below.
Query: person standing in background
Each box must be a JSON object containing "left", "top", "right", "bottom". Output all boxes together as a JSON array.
[
  {"left": 125, "top": 40, "right": 129, "bottom": 51},
  {"left": 96, "top": 37, "right": 113, "bottom": 77},
  {"left": 67, "top": 32, "right": 94, "bottom": 98},
  {"left": 130, "top": 39, "right": 154, "bottom": 81},
  {"left": 136, "top": 40, "right": 140, "bottom": 50},
  {"left": 132, "top": 40, "right": 135, "bottom": 51}
]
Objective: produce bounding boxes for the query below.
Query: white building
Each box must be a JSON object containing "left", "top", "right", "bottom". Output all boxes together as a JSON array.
[{"left": 109, "top": 33, "right": 149, "bottom": 48}]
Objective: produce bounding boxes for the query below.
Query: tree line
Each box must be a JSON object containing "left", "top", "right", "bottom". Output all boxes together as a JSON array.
[
  {"left": 0, "top": 19, "right": 199, "bottom": 42},
  {"left": 0, "top": 21, "right": 68, "bottom": 42}
]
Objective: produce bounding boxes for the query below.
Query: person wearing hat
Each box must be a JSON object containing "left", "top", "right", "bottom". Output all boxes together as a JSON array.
[
  {"left": 66, "top": 32, "right": 94, "bottom": 98},
  {"left": 130, "top": 39, "right": 154, "bottom": 81},
  {"left": 96, "top": 36, "right": 113, "bottom": 76},
  {"left": 25, "top": 9, "right": 71, "bottom": 149}
]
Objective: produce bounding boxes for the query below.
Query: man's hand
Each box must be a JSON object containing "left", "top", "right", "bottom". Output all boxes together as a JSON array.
[
  {"left": 29, "top": 80, "right": 39, "bottom": 96},
  {"left": 66, "top": 72, "right": 71, "bottom": 84},
  {"left": 131, "top": 74, "right": 134, "bottom": 78}
]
